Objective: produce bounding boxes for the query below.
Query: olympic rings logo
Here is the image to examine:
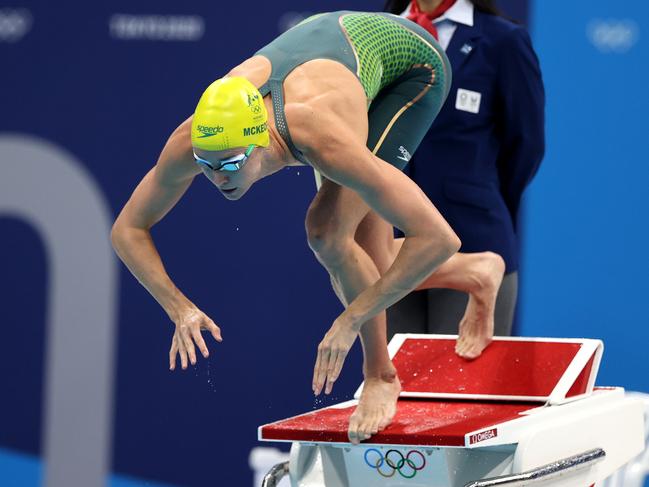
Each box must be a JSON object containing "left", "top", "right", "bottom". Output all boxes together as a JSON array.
[{"left": 363, "top": 448, "right": 426, "bottom": 479}]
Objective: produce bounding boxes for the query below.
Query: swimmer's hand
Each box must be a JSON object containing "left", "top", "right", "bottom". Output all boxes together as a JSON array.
[
  {"left": 169, "top": 307, "right": 222, "bottom": 370},
  {"left": 313, "top": 317, "right": 359, "bottom": 395}
]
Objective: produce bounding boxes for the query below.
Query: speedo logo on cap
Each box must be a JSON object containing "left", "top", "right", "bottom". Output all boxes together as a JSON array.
[
  {"left": 196, "top": 125, "right": 224, "bottom": 138},
  {"left": 243, "top": 123, "right": 267, "bottom": 137}
]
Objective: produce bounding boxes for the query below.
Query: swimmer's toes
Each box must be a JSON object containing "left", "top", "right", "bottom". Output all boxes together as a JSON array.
[{"left": 369, "top": 417, "right": 380, "bottom": 436}]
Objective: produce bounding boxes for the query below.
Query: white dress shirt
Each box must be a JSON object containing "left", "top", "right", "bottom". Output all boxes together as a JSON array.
[{"left": 401, "top": 0, "right": 475, "bottom": 50}]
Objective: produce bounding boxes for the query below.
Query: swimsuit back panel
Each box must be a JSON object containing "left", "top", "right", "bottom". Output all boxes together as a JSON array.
[{"left": 256, "top": 11, "right": 447, "bottom": 103}]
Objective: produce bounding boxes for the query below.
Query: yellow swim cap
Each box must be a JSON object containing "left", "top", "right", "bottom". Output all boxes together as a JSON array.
[{"left": 191, "top": 77, "right": 269, "bottom": 151}]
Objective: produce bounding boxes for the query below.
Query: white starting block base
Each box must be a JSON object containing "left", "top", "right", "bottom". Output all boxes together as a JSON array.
[
  {"left": 259, "top": 336, "right": 646, "bottom": 487},
  {"left": 282, "top": 388, "right": 642, "bottom": 486}
]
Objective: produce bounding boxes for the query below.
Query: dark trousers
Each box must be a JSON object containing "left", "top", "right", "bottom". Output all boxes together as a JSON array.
[{"left": 386, "top": 272, "right": 518, "bottom": 341}]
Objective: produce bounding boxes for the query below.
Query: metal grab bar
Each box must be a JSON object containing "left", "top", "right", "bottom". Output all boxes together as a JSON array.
[
  {"left": 262, "top": 461, "right": 290, "bottom": 487},
  {"left": 464, "top": 448, "right": 606, "bottom": 486}
]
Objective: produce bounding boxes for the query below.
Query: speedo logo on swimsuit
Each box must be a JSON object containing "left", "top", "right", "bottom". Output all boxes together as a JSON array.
[
  {"left": 243, "top": 123, "right": 267, "bottom": 137},
  {"left": 196, "top": 125, "right": 224, "bottom": 138},
  {"left": 397, "top": 145, "right": 411, "bottom": 162}
]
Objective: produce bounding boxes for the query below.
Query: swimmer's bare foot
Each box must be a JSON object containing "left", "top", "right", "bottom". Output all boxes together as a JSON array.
[
  {"left": 348, "top": 372, "right": 401, "bottom": 445},
  {"left": 455, "top": 252, "right": 505, "bottom": 360}
]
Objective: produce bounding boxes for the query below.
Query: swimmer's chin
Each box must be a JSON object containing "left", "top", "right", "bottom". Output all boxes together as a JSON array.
[{"left": 219, "top": 187, "right": 245, "bottom": 200}]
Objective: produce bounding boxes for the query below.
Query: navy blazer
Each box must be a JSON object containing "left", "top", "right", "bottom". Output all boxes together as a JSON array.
[{"left": 404, "top": 11, "right": 545, "bottom": 273}]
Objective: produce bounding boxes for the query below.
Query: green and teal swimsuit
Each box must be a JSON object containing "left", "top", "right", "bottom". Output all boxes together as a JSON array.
[{"left": 255, "top": 11, "right": 452, "bottom": 169}]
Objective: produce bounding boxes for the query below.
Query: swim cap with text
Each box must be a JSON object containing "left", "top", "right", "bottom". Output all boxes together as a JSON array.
[{"left": 191, "top": 77, "right": 269, "bottom": 151}]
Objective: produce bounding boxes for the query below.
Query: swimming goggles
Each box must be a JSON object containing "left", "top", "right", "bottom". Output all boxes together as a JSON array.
[{"left": 193, "top": 144, "right": 255, "bottom": 172}]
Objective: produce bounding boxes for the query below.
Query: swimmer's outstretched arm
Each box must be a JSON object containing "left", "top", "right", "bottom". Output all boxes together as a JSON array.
[
  {"left": 291, "top": 107, "right": 461, "bottom": 391},
  {"left": 111, "top": 118, "right": 222, "bottom": 370}
]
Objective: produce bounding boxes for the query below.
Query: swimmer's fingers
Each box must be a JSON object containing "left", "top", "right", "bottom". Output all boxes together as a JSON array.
[
  {"left": 179, "top": 326, "right": 197, "bottom": 366},
  {"left": 313, "top": 344, "right": 330, "bottom": 396},
  {"left": 191, "top": 327, "right": 209, "bottom": 359},
  {"left": 169, "top": 337, "right": 179, "bottom": 370},
  {"left": 177, "top": 336, "right": 189, "bottom": 370},
  {"left": 191, "top": 318, "right": 222, "bottom": 360},
  {"left": 325, "top": 349, "right": 347, "bottom": 395},
  {"left": 314, "top": 321, "right": 357, "bottom": 395},
  {"left": 204, "top": 321, "right": 223, "bottom": 343}
]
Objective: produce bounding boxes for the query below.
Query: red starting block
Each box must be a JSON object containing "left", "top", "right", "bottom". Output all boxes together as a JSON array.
[{"left": 258, "top": 335, "right": 645, "bottom": 486}]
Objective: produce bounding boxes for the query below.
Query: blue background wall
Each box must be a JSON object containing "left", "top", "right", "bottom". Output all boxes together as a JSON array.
[
  {"left": 1, "top": 1, "right": 646, "bottom": 487},
  {"left": 520, "top": 1, "right": 649, "bottom": 392}
]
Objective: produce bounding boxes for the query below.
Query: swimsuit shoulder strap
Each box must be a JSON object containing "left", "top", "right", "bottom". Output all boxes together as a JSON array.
[{"left": 262, "top": 79, "right": 309, "bottom": 165}]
